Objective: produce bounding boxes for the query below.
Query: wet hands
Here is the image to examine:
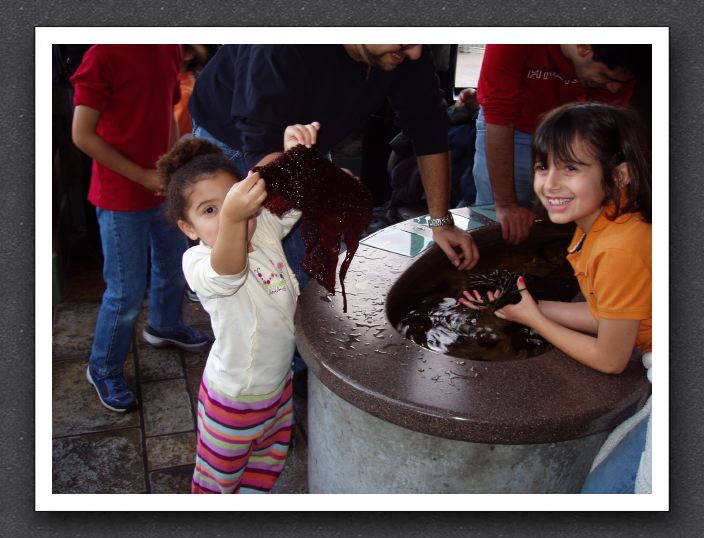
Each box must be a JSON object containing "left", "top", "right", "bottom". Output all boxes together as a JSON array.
[
  {"left": 284, "top": 121, "right": 321, "bottom": 151},
  {"left": 459, "top": 276, "right": 539, "bottom": 326},
  {"left": 433, "top": 226, "right": 480, "bottom": 271},
  {"left": 223, "top": 171, "right": 267, "bottom": 222}
]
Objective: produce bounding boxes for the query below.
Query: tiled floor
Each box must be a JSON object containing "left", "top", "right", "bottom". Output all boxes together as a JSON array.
[{"left": 52, "top": 244, "right": 308, "bottom": 494}]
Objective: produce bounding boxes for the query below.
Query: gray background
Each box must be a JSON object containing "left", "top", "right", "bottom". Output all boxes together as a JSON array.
[{"left": 2, "top": 0, "right": 700, "bottom": 535}]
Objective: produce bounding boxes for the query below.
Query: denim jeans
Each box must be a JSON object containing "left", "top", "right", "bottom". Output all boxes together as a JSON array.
[
  {"left": 472, "top": 106, "right": 534, "bottom": 206},
  {"left": 448, "top": 122, "right": 477, "bottom": 207},
  {"left": 90, "top": 205, "right": 187, "bottom": 378},
  {"left": 192, "top": 123, "right": 309, "bottom": 374},
  {"left": 581, "top": 414, "right": 649, "bottom": 494},
  {"left": 192, "top": 123, "right": 248, "bottom": 177}
]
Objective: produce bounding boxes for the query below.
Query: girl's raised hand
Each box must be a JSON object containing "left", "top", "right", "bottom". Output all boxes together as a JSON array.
[
  {"left": 223, "top": 171, "right": 267, "bottom": 222},
  {"left": 284, "top": 121, "right": 321, "bottom": 151}
]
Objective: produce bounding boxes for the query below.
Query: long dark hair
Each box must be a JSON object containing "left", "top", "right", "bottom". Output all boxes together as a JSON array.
[{"left": 532, "top": 102, "right": 651, "bottom": 223}]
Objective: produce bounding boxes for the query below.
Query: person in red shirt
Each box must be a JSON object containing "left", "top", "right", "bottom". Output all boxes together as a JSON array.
[
  {"left": 71, "top": 45, "right": 211, "bottom": 412},
  {"left": 472, "top": 44, "right": 649, "bottom": 245}
]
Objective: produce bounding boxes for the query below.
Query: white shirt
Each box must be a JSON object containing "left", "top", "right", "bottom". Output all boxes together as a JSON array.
[{"left": 182, "top": 208, "right": 301, "bottom": 396}]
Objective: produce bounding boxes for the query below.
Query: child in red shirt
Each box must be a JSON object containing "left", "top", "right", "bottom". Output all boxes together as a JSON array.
[{"left": 71, "top": 45, "right": 211, "bottom": 412}]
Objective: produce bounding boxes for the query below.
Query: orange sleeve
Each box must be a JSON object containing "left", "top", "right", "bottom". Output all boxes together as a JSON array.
[{"left": 591, "top": 248, "right": 651, "bottom": 320}]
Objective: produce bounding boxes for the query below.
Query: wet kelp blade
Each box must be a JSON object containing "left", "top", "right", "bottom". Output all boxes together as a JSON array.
[
  {"left": 254, "top": 145, "right": 373, "bottom": 312},
  {"left": 464, "top": 269, "right": 522, "bottom": 310}
]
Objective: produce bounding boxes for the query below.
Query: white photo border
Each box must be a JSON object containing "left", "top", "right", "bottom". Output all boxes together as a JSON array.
[{"left": 37, "top": 26, "right": 669, "bottom": 511}]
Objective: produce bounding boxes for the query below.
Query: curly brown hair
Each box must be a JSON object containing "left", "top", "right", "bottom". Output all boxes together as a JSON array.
[{"left": 156, "top": 135, "right": 241, "bottom": 223}]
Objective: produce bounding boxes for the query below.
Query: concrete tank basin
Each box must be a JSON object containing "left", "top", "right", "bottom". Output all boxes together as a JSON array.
[{"left": 295, "top": 209, "right": 650, "bottom": 493}]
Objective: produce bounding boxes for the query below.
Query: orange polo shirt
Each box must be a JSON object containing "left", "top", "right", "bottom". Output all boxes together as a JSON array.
[{"left": 566, "top": 210, "right": 652, "bottom": 352}]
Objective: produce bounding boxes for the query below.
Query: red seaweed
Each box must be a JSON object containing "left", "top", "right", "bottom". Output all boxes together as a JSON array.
[{"left": 254, "top": 145, "right": 373, "bottom": 312}]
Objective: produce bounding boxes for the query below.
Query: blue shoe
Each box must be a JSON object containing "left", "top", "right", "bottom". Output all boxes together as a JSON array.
[
  {"left": 142, "top": 324, "right": 212, "bottom": 352},
  {"left": 86, "top": 366, "right": 138, "bottom": 413}
]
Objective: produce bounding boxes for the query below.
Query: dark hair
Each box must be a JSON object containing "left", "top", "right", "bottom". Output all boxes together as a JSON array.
[
  {"left": 156, "top": 136, "right": 241, "bottom": 222},
  {"left": 591, "top": 45, "right": 651, "bottom": 78},
  {"left": 532, "top": 102, "right": 651, "bottom": 222},
  {"left": 181, "top": 44, "right": 210, "bottom": 75}
]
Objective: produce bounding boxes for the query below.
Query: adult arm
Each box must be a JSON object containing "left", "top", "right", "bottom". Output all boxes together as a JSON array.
[
  {"left": 478, "top": 45, "right": 536, "bottom": 245},
  {"left": 485, "top": 122, "right": 535, "bottom": 245},
  {"left": 71, "top": 104, "right": 163, "bottom": 193},
  {"left": 417, "top": 152, "right": 479, "bottom": 270}
]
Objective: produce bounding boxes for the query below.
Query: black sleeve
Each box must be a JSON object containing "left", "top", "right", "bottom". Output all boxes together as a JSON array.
[
  {"left": 387, "top": 46, "right": 450, "bottom": 156},
  {"left": 231, "top": 45, "right": 309, "bottom": 170}
]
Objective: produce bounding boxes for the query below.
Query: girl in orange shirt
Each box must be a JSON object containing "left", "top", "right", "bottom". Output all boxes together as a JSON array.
[{"left": 461, "top": 101, "right": 652, "bottom": 493}]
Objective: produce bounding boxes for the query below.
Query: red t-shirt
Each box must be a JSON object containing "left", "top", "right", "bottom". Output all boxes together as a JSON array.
[
  {"left": 71, "top": 45, "right": 182, "bottom": 211},
  {"left": 477, "top": 44, "right": 634, "bottom": 133}
]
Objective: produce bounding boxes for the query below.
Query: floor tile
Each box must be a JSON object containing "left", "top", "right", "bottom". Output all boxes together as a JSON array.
[
  {"left": 272, "top": 424, "right": 308, "bottom": 494},
  {"left": 185, "top": 364, "right": 205, "bottom": 416},
  {"left": 63, "top": 267, "right": 105, "bottom": 303},
  {"left": 181, "top": 299, "right": 211, "bottom": 328},
  {"left": 149, "top": 465, "right": 194, "bottom": 494},
  {"left": 146, "top": 432, "right": 197, "bottom": 471},
  {"left": 53, "top": 357, "right": 140, "bottom": 437},
  {"left": 52, "top": 302, "right": 99, "bottom": 360},
  {"left": 141, "top": 378, "right": 195, "bottom": 436},
  {"left": 136, "top": 342, "right": 184, "bottom": 382},
  {"left": 52, "top": 428, "right": 146, "bottom": 493}
]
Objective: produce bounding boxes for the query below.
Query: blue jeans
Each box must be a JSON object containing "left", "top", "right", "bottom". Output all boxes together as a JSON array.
[
  {"left": 90, "top": 206, "right": 187, "bottom": 378},
  {"left": 192, "top": 124, "right": 309, "bottom": 373},
  {"left": 448, "top": 122, "right": 477, "bottom": 207},
  {"left": 472, "top": 106, "right": 534, "bottom": 205},
  {"left": 581, "top": 415, "right": 649, "bottom": 494},
  {"left": 192, "top": 123, "right": 247, "bottom": 176}
]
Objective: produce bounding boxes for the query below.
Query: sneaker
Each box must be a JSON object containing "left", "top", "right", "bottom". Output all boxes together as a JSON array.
[
  {"left": 86, "top": 366, "right": 138, "bottom": 413},
  {"left": 142, "top": 324, "right": 212, "bottom": 352}
]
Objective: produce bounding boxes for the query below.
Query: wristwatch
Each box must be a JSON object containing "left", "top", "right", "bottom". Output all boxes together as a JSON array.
[{"left": 427, "top": 212, "right": 455, "bottom": 228}]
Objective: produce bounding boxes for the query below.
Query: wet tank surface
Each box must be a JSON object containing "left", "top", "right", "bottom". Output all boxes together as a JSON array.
[{"left": 295, "top": 215, "right": 650, "bottom": 445}]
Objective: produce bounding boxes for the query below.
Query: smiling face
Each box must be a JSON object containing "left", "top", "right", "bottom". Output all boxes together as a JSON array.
[
  {"left": 352, "top": 45, "right": 423, "bottom": 71},
  {"left": 533, "top": 137, "right": 608, "bottom": 233},
  {"left": 177, "top": 171, "right": 256, "bottom": 247}
]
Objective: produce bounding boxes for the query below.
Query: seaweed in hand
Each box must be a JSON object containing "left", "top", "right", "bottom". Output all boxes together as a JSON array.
[
  {"left": 463, "top": 269, "right": 524, "bottom": 311},
  {"left": 253, "top": 145, "right": 373, "bottom": 313}
]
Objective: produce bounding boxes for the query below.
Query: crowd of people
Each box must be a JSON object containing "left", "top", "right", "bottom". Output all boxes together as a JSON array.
[{"left": 63, "top": 43, "right": 652, "bottom": 495}]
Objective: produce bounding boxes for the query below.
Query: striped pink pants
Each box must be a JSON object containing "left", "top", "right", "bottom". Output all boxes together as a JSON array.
[{"left": 191, "top": 372, "right": 293, "bottom": 494}]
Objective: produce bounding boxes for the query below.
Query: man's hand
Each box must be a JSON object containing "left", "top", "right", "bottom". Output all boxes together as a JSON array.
[
  {"left": 283, "top": 121, "right": 321, "bottom": 151},
  {"left": 454, "top": 87, "right": 478, "bottom": 110},
  {"left": 432, "top": 225, "right": 479, "bottom": 270},
  {"left": 495, "top": 203, "right": 534, "bottom": 245},
  {"left": 222, "top": 172, "right": 267, "bottom": 222}
]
